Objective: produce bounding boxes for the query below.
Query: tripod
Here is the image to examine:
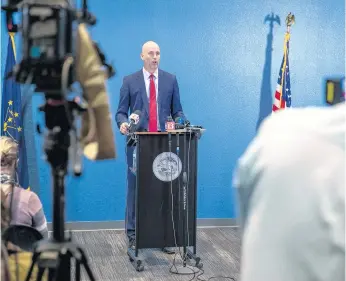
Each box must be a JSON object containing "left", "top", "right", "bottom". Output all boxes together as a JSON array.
[{"left": 25, "top": 97, "right": 96, "bottom": 281}]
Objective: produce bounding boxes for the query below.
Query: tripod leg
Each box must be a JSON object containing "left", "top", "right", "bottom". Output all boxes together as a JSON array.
[
  {"left": 36, "top": 267, "right": 47, "bottom": 281},
  {"left": 183, "top": 246, "right": 187, "bottom": 266},
  {"left": 48, "top": 269, "right": 56, "bottom": 281},
  {"left": 82, "top": 261, "right": 96, "bottom": 281},
  {"left": 25, "top": 253, "right": 40, "bottom": 281},
  {"left": 75, "top": 260, "right": 81, "bottom": 281},
  {"left": 78, "top": 247, "right": 96, "bottom": 281},
  {"left": 80, "top": 259, "right": 96, "bottom": 281},
  {"left": 53, "top": 251, "right": 71, "bottom": 281}
]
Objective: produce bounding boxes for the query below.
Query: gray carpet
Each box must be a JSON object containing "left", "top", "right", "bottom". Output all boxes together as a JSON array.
[{"left": 69, "top": 227, "right": 240, "bottom": 281}]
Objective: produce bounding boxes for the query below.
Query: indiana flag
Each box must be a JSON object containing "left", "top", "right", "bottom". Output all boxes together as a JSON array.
[
  {"left": 1, "top": 33, "right": 30, "bottom": 190},
  {"left": 272, "top": 32, "right": 292, "bottom": 112}
]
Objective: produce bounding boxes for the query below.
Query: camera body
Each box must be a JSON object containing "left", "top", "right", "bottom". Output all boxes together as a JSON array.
[
  {"left": 1, "top": 0, "right": 111, "bottom": 95},
  {"left": 325, "top": 77, "right": 345, "bottom": 105},
  {"left": 19, "top": 2, "right": 74, "bottom": 93}
]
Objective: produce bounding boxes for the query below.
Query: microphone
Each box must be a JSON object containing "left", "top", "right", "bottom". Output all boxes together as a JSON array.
[
  {"left": 187, "top": 125, "right": 203, "bottom": 129},
  {"left": 128, "top": 110, "right": 141, "bottom": 133},
  {"left": 165, "top": 116, "right": 175, "bottom": 131},
  {"left": 181, "top": 118, "right": 203, "bottom": 129},
  {"left": 175, "top": 117, "right": 203, "bottom": 131},
  {"left": 176, "top": 130, "right": 180, "bottom": 155},
  {"left": 184, "top": 119, "right": 191, "bottom": 127},
  {"left": 174, "top": 117, "right": 186, "bottom": 129}
]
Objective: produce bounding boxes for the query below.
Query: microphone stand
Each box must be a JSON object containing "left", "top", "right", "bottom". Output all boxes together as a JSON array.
[
  {"left": 176, "top": 131, "right": 181, "bottom": 241},
  {"left": 182, "top": 130, "right": 187, "bottom": 265},
  {"left": 184, "top": 127, "right": 202, "bottom": 269},
  {"left": 170, "top": 126, "right": 201, "bottom": 274}
]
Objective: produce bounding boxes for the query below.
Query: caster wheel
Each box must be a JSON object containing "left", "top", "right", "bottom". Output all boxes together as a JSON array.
[
  {"left": 197, "top": 262, "right": 203, "bottom": 269},
  {"left": 136, "top": 263, "right": 144, "bottom": 272},
  {"left": 129, "top": 257, "right": 134, "bottom": 262}
]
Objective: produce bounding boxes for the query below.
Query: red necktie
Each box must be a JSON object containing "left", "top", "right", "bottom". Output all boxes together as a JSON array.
[{"left": 149, "top": 74, "right": 158, "bottom": 132}]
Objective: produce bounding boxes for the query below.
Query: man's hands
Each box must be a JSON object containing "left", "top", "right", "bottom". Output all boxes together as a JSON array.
[
  {"left": 120, "top": 112, "right": 140, "bottom": 135},
  {"left": 120, "top": 122, "right": 129, "bottom": 135}
]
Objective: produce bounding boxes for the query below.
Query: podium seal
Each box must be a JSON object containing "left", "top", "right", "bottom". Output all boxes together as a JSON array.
[{"left": 153, "top": 152, "right": 182, "bottom": 182}]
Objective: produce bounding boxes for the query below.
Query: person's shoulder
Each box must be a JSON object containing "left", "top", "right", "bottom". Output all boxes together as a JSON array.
[
  {"left": 18, "top": 188, "right": 41, "bottom": 204},
  {"left": 259, "top": 104, "right": 345, "bottom": 142},
  {"left": 123, "top": 69, "right": 142, "bottom": 81},
  {"left": 238, "top": 104, "right": 346, "bottom": 175},
  {"left": 259, "top": 106, "right": 319, "bottom": 131},
  {"left": 159, "top": 69, "right": 176, "bottom": 79}
]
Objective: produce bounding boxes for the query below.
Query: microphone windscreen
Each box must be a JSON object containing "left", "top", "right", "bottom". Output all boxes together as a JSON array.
[
  {"left": 175, "top": 117, "right": 184, "bottom": 124},
  {"left": 131, "top": 110, "right": 142, "bottom": 121},
  {"left": 75, "top": 23, "right": 116, "bottom": 160}
]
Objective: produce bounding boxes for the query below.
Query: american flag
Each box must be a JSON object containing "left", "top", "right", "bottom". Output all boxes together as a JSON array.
[{"left": 272, "top": 33, "right": 291, "bottom": 112}]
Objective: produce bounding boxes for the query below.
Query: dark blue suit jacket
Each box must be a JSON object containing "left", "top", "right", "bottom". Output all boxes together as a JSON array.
[{"left": 115, "top": 69, "right": 185, "bottom": 131}]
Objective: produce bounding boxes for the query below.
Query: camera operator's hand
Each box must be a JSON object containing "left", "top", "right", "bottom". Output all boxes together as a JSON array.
[{"left": 120, "top": 122, "right": 129, "bottom": 135}]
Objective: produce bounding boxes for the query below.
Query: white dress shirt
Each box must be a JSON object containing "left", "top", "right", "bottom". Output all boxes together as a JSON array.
[
  {"left": 234, "top": 103, "right": 345, "bottom": 281},
  {"left": 143, "top": 67, "right": 160, "bottom": 130}
]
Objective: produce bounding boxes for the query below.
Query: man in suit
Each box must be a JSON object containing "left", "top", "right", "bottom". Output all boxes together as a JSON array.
[{"left": 115, "top": 41, "right": 185, "bottom": 249}]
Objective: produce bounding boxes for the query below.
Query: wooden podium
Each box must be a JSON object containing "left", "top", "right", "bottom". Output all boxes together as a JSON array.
[{"left": 127, "top": 129, "right": 204, "bottom": 271}]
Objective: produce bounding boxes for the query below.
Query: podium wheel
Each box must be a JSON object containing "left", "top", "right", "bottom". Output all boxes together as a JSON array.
[{"left": 136, "top": 261, "right": 144, "bottom": 272}]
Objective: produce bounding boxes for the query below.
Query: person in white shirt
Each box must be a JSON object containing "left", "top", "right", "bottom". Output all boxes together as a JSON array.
[{"left": 234, "top": 103, "right": 345, "bottom": 281}]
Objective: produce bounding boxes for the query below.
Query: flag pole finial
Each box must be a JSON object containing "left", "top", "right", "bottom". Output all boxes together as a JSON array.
[{"left": 285, "top": 12, "right": 295, "bottom": 33}]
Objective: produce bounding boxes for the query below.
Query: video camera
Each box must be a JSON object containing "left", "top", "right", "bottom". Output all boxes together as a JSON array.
[
  {"left": 325, "top": 77, "right": 345, "bottom": 105},
  {"left": 2, "top": 0, "right": 115, "bottom": 94},
  {"left": 2, "top": 0, "right": 116, "bottom": 163},
  {"left": 1, "top": 2, "right": 117, "bottom": 280}
]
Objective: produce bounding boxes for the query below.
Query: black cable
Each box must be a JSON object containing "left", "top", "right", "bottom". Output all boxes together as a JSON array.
[
  {"left": 168, "top": 131, "right": 196, "bottom": 279},
  {"left": 196, "top": 268, "right": 236, "bottom": 281},
  {"left": 168, "top": 129, "right": 189, "bottom": 276},
  {"left": 175, "top": 131, "right": 184, "bottom": 259},
  {"left": 1, "top": 176, "right": 19, "bottom": 281},
  {"left": 186, "top": 129, "right": 192, "bottom": 249},
  {"left": 176, "top": 128, "right": 237, "bottom": 281}
]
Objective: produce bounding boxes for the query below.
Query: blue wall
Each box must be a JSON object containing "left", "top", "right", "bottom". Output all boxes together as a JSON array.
[{"left": 1, "top": 0, "right": 344, "bottom": 222}]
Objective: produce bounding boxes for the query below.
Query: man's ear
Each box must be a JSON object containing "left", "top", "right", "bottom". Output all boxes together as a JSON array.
[{"left": 140, "top": 53, "right": 144, "bottom": 61}]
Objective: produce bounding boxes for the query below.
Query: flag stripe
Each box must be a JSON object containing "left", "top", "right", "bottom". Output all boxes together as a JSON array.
[
  {"left": 9, "top": 32, "right": 16, "bottom": 60},
  {"left": 272, "top": 32, "right": 292, "bottom": 112},
  {"left": 1, "top": 33, "right": 30, "bottom": 190}
]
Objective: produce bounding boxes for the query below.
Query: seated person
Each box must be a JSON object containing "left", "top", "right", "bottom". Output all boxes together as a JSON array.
[
  {"left": 1, "top": 189, "right": 48, "bottom": 281},
  {"left": 0, "top": 136, "right": 48, "bottom": 238}
]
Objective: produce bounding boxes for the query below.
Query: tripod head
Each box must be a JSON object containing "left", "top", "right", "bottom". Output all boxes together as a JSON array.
[
  {"left": 37, "top": 96, "right": 87, "bottom": 242},
  {"left": 39, "top": 98, "right": 87, "bottom": 172}
]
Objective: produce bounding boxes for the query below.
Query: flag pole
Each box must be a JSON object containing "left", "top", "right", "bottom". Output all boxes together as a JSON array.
[
  {"left": 272, "top": 13, "right": 295, "bottom": 112},
  {"left": 285, "top": 12, "right": 295, "bottom": 34}
]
